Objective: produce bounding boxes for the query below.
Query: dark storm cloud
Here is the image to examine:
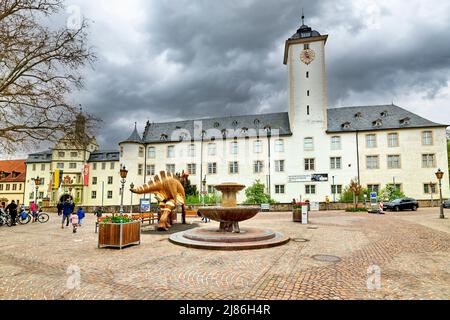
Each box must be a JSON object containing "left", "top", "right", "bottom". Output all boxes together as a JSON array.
[{"left": 68, "top": 0, "right": 450, "bottom": 150}]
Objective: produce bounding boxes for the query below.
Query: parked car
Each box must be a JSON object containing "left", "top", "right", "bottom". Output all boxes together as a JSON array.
[
  {"left": 383, "top": 198, "right": 419, "bottom": 211},
  {"left": 443, "top": 200, "right": 450, "bottom": 209}
]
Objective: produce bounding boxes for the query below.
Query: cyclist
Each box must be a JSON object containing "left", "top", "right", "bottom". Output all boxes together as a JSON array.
[{"left": 30, "top": 201, "right": 38, "bottom": 222}]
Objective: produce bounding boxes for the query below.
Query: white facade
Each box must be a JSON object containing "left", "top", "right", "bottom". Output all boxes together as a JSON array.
[{"left": 24, "top": 22, "right": 450, "bottom": 206}]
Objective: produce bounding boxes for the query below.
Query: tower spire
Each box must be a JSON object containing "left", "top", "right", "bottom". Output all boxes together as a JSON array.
[{"left": 301, "top": 8, "right": 305, "bottom": 25}]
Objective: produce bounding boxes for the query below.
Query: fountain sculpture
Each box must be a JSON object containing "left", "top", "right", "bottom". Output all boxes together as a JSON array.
[{"left": 169, "top": 183, "right": 289, "bottom": 250}]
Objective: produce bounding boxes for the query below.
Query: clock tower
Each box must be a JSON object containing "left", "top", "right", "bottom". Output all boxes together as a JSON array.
[{"left": 284, "top": 18, "right": 328, "bottom": 132}]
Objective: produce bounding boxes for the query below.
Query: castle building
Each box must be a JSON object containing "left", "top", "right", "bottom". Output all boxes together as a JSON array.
[{"left": 24, "top": 20, "right": 450, "bottom": 206}]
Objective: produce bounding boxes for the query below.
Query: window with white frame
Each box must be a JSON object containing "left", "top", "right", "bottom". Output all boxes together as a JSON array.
[
  {"left": 107, "top": 191, "right": 113, "bottom": 199},
  {"left": 275, "top": 139, "right": 284, "bottom": 152},
  {"left": 208, "top": 143, "right": 217, "bottom": 156},
  {"left": 275, "top": 185, "right": 285, "bottom": 194},
  {"left": 330, "top": 157, "right": 342, "bottom": 170},
  {"left": 366, "top": 156, "right": 379, "bottom": 169},
  {"left": 32, "top": 164, "right": 36, "bottom": 171},
  {"left": 331, "top": 136, "right": 341, "bottom": 150},
  {"left": 422, "top": 154, "right": 436, "bottom": 168},
  {"left": 422, "top": 131, "right": 433, "bottom": 146},
  {"left": 187, "top": 163, "right": 197, "bottom": 175},
  {"left": 69, "top": 163, "right": 77, "bottom": 169},
  {"left": 148, "top": 147, "right": 156, "bottom": 159},
  {"left": 367, "top": 184, "right": 380, "bottom": 193},
  {"left": 208, "top": 162, "right": 217, "bottom": 174},
  {"left": 167, "top": 146, "right": 175, "bottom": 158},
  {"left": 102, "top": 162, "right": 106, "bottom": 170},
  {"left": 388, "top": 133, "right": 399, "bottom": 147},
  {"left": 254, "top": 140, "right": 263, "bottom": 154},
  {"left": 304, "top": 137, "right": 314, "bottom": 151},
  {"left": 91, "top": 191, "right": 97, "bottom": 199},
  {"left": 254, "top": 161, "right": 264, "bottom": 173},
  {"left": 58, "top": 151, "right": 65, "bottom": 158},
  {"left": 138, "top": 164, "right": 143, "bottom": 175},
  {"left": 331, "top": 185, "right": 342, "bottom": 194},
  {"left": 93, "top": 163, "right": 97, "bottom": 170},
  {"left": 57, "top": 163, "right": 64, "bottom": 169},
  {"left": 366, "top": 134, "right": 377, "bottom": 148},
  {"left": 92, "top": 177, "right": 97, "bottom": 185},
  {"left": 304, "top": 158, "right": 315, "bottom": 171},
  {"left": 41, "top": 164, "right": 45, "bottom": 171},
  {"left": 166, "top": 164, "right": 176, "bottom": 173},
  {"left": 207, "top": 185, "right": 215, "bottom": 194},
  {"left": 275, "top": 160, "right": 285, "bottom": 172},
  {"left": 107, "top": 176, "right": 113, "bottom": 184},
  {"left": 387, "top": 155, "right": 401, "bottom": 169},
  {"left": 230, "top": 141, "right": 238, "bottom": 155},
  {"left": 139, "top": 147, "right": 144, "bottom": 157},
  {"left": 146, "top": 164, "right": 155, "bottom": 176},
  {"left": 70, "top": 152, "right": 78, "bottom": 158},
  {"left": 305, "top": 185, "right": 316, "bottom": 194},
  {"left": 110, "top": 162, "right": 115, "bottom": 170},
  {"left": 188, "top": 144, "right": 196, "bottom": 157},
  {"left": 423, "top": 183, "right": 437, "bottom": 194},
  {"left": 229, "top": 161, "right": 239, "bottom": 174}
]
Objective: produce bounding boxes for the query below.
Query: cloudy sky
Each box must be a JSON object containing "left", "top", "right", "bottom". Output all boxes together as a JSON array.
[{"left": 42, "top": 0, "right": 450, "bottom": 151}]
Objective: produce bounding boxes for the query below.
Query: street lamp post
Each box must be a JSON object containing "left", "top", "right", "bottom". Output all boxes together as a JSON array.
[
  {"left": 435, "top": 169, "right": 445, "bottom": 219},
  {"left": 130, "top": 182, "right": 134, "bottom": 214},
  {"left": 33, "top": 177, "right": 41, "bottom": 205},
  {"left": 119, "top": 165, "right": 128, "bottom": 214},
  {"left": 202, "top": 175, "right": 207, "bottom": 206},
  {"left": 332, "top": 176, "right": 336, "bottom": 203},
  {"left": 430, "top": 181, "right": 434, "bottom": 207}
]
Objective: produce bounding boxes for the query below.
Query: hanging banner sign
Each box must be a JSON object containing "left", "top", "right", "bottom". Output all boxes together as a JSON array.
[
  {"left": 83, "top": 164, "right": 90, "bottom": 187},
  {"left": 289, "top": 174, "right": 329, "bottom": 183}
]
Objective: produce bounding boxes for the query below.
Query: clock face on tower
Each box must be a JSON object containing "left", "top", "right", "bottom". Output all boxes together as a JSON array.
[{"left": 300, "top": 49, "right": 316, "bottom": 65}]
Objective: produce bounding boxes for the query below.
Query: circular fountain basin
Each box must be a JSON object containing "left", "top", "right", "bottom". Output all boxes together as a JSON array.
[{"left": 197, "top": 206, "right": 260, "bottom": 222}]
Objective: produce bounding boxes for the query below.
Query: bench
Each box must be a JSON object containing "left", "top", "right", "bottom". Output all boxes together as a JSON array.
[
  {"left": 185, "top": 210, "right": 199, "bottom": 218},
  {"left": 132, "top": 213, "right": 158, "bottom": 225}
]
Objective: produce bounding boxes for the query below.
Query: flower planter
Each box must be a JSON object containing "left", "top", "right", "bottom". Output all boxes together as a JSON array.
[
  {"left": 98, "top": 221, "right": 141, "bottom": 249},
  {"left": 293, "top": 209, "right": 302, "bottom": 222}
]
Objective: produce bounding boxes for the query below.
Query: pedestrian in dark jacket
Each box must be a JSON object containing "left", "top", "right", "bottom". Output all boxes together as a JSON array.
[
  {"left": 57, "top": 202, "right": 64, "bottom": 216},
  {"left": 6, "top": 200, "right": 18, "bottom": 226},
  {"left": 61, "top": 200, "right": 75, "bottom": 229}
]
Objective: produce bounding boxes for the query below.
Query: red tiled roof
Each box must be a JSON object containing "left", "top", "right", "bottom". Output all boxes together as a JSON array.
[{"left": 0, "top": 160, "right": 27, "bottom": 183}]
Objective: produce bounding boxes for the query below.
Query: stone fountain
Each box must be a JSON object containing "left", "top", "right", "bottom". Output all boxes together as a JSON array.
[{"left": 169, "top": 183, "right": 289, "bottom": 250}]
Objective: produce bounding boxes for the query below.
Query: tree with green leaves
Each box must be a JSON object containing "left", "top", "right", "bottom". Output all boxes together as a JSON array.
[
  {"left": 379, "top": 184, "right": 406, "bottom": 202},
  {"left": 243, "top": 180, "right": 276, "bottom": 205}
]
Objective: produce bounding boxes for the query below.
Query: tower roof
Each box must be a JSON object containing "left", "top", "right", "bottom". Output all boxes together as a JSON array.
[
  {"left": 120, "top": 123, "right": 143, "bottom": 144},
  {"left": 289, "top": 23, "right": 321, "bottom": 40}
]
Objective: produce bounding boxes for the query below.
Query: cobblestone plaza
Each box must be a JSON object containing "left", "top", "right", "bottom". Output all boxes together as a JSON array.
[{"left": 0, "top": 209, "right": 449, "bottom": 300}]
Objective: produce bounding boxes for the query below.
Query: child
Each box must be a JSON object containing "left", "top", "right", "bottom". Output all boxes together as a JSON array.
[
  {"left": 77, "top": 207, "right": 85, "bottom": 226},
  {"left": 70, "top": 212, "right": 79, "bottom": 233}
]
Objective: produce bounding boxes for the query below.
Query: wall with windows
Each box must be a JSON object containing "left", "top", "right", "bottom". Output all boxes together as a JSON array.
[{"left": 358, "top": 127, "right": 450, "bottom": 199}]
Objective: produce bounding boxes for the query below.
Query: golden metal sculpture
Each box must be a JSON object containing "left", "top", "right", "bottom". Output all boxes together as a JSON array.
[{"left": 130, "top": 171, "right": 188, "bottom": 231}]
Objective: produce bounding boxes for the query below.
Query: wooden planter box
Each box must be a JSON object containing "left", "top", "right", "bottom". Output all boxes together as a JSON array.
[
  {"left": 98, "top": 221, "right": 141, "bottom": 249},
  {"left": 293, "top": 209, "right": 302, "bottom": 223}
]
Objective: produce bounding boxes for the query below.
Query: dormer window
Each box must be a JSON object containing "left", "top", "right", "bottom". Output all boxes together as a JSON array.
[
  {"left": 399, "top": 117, "right": 411, "bottom": 126},
  {"left": 160, "top": 134, "right": 168, "bottom": 141},
  {"left": 241, "top": 127, "right": 248, "bottom": 135},
  {"left": 253, "top": 119, "right": 260, "bottom": 126},
  {"left": 232, "top": 120, "right": 238, "bottom": 128},
  {"left": 354, "top": 112, "right": 362, "bottom": 118},
  {"left": 372, "top": 119, "right": 382, "bottom": 127},
  {"left": 341, "top": 122, "right": 351, "bottom": 130},
  {"left": 380, "top": 111, "right": 388, "bottom": 117},
  {"left": 214, "top": 122, "right": 220, "bottom": 128}
]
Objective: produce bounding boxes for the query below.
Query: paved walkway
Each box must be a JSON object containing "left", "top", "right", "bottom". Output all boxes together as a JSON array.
[{"left": 0, "top": 208, "right": 448, "bottom": 300}]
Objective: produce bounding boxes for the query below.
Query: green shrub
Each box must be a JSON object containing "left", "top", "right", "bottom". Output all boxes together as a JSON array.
[
  {"left": 379, "top": 185, "right": 406, "bottom": 202},
  {"left": 185, "top": 193, "right": 221, "bottom": 205},
  {"left": 345, "top": 208, "right": 368, "bottom": 212},
  {"left": 243, "top": 180, "right": 276, "bottom": 205}
]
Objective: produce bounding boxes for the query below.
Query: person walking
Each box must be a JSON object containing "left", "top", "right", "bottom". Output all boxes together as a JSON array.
[
  {"left": 77, "top": 207, "right": 85, "bottom": 227},
  {"left": 70, "top": 211, "right": 79, "bottom": 233},
  {"left": 61, "top": 199, "right": 74, "bottom": 229},
  {"left": 6, "top": 200, "right": 18, "bottom": 226}
]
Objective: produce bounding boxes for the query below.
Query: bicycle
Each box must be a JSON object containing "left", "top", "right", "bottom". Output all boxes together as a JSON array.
[{"left": 30, "top": 210, "right": 50, "bottom": 224}]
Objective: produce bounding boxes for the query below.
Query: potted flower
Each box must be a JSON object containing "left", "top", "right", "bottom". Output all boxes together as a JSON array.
[{"left": 98, "top": 214, "right": 141, "bottom": 249}]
